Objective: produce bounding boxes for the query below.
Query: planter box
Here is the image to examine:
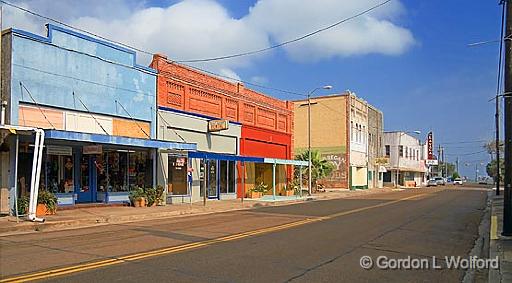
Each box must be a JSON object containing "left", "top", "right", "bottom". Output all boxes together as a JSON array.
[
  {"left": 248, "top": 191, "right": 261, "bottom": 199},
  {"left": 36, "top": 203, "right": 56, "bottom": 216},
  {"left": 133, "top": 197, "right": 146, "bottom": 207}
]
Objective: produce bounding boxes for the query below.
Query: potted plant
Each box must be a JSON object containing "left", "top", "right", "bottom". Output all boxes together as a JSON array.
[
  {"left": 37, "top": 190, "right": 57, "bottom": 216},
  {"left": 155, "top": 185, "right": 165, "bottom": 206},
  {"left": 16, "top": 195, "right": 29, "bottom": 215},
  {"left": 282, "top": 184, "right": 295, "bottom": 197},
  {"left": 248, "top": 182, "right": 268, "bottom": 198},
  {"left": 129, "top": 187, "right": 146, "bottom": 207}
]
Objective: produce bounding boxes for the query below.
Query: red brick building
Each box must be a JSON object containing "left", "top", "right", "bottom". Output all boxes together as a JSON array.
[{"left": 151, "top": 54, "right": 294, "bottom": 199}]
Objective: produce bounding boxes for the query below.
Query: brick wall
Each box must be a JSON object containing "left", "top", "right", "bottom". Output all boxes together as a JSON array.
[{"left": 150, "top": 54, "right": 293, "bottom": 136}]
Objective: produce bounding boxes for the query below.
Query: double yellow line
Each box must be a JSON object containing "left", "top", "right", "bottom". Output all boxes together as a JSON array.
[{"left": 1, "top": 193, "right": 427, "bottom": 282}]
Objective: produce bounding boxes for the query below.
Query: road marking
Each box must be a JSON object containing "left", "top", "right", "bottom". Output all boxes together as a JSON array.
[
  {"left": 0, "top": 192, "right": 429, "bottom": 283},
  {"left": 491, "top": 215, "right": 498, "bottom": 240}
]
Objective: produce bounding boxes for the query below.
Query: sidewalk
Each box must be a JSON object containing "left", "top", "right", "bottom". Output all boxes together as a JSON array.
[
  {"left": 0, "top": 187, "right": 396, "bottom": 237},
  {"left": 489, "top": 194, "right": 512, "bottom": 282}
]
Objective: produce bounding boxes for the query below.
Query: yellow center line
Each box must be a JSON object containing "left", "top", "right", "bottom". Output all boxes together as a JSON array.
[{"left": 0, "top": 192, "right": 430, "bottom": 283}]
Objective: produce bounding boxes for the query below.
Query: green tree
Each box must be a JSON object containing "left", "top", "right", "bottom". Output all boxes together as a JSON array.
[
  {"left": 295, "top": 150, "right": 334, "bottom": 188},
  {"left": 452, "top": 172, "right": 460, "bottom": 179},
  {"left": 439, "top": 161, "right": 456, "bottom": 177},
  {"left": 484, "top": 140, "right": 504, "bottom": 160},
  {"left": 486, "top": 159, "right": 505, "bottom": 182}
]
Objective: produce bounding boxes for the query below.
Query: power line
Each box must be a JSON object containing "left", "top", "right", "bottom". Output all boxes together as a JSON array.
[
  {"left": 175, "top": 0, "right": 393, "bottom": 63},
  {"left": 0, "top": 0, "right": 152, "bottom": 56},
  {"left": 445, "top": 149, "right": 488, "bottom": 156},
  {"left": 1, "top": 0, "right": 307, "bottom": 98},
  {"left": 437, "top": 140, "right": 489, "bottom": 145}
]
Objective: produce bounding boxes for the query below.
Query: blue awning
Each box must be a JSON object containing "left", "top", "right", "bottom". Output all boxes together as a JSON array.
[
  {"left": 45, "top": 130, "right": 197, "bottom": 150},
  {"left": 188, "top": 151, "right": 264, "bottom": 163}
]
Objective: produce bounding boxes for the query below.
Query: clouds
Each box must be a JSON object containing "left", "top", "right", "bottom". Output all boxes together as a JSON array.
[
  {"left": 245, "top": 0, "right": 415, "bottom": 61},
  {"left": 3, "top": 0, "right": 415, "bottom": 77}
]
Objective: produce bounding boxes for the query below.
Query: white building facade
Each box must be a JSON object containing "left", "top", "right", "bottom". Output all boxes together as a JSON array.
[{"left": 383, "top": 132, "right": 427, "bottom": 187}]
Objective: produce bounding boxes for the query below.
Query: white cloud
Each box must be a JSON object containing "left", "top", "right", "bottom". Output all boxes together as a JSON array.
[
  {"left": 3, "top": 0, "right": 415, "bottom": 76},
  {"left": 245, "top": 0, "right": 415, "bottom": 62}
]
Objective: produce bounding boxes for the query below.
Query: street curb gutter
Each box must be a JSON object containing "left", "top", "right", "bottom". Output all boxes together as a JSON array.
[{"left": 463, "top": 190, "right": 491, "bottom": 283}]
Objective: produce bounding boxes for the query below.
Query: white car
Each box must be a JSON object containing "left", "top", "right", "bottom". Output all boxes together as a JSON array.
[{"left": 453, "top": 178, "right": 463, "bottom": 185}]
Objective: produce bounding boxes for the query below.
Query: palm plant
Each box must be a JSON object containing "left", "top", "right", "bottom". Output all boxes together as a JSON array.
[{"left": 294, "top": 150, "right": 334, "bottom": 188}]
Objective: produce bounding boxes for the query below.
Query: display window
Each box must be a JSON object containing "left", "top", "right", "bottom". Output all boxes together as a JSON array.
[{"left": 168, "top": 155, "right": 188, "bottom": 195}]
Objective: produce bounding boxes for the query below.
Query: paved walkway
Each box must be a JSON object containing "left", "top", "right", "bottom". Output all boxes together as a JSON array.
[
  {"left": 0, "top": 187, "right": 396, "bottom": 236},
  {"left": 489, "top": 194, "right": 512, "bottom": 282}
]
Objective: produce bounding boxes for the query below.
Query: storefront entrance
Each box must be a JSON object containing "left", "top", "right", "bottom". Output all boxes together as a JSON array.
[
  {"left": 77, "top": 155, "right": 96, "bottom": 203},
  {"left": 197, "top": 159, "right": 236, "bottom": 200}
]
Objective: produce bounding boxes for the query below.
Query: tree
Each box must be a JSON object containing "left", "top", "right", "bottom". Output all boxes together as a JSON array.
[
  {"left": 295, "top": 150, "right": 334, "bottom": 187},
  {"left": 452, "top": 172, "right": 460, "bottom": 179},
  {"left": 484, "top": 140, "right": 504, "bottom": 160},
  {"left": 439, "top": 161, "right": 456, "bottom": 177},
  {"left": 487, "top": 159, "right": 505, "bottom": 182}
]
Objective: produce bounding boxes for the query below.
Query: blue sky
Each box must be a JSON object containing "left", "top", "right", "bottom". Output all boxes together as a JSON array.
[{"left": 5, "top": 0, "right": 502, "bottom": 178}]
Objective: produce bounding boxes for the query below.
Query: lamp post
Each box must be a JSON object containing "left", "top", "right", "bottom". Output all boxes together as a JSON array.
[
  {"left": 307, "top": 85, "right": 332, "bottom": 195},
  {"left": 395, "top": 130, "right": 421, "bottom": 188}
]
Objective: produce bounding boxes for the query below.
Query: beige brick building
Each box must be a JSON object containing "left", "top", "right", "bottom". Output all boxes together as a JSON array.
[{"left": 293, "top": 92, "right": 383, "bottom": 189}]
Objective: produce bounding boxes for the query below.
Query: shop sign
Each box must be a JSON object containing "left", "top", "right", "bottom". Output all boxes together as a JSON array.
[
  {"left": 83, "top": 145, "right": 103, "bottom": 154},
  {"left": 426, "top": 159, "right": 438, "bottom": 166},
  {"left": 374, "top": 157, "right": 389, "bottom": 165},
  {"left": 208, "top": 119, "right": 229, "bottom": 132},
  {"left": 427, "top": 132, "right": 433, "bottom": 160},
  {"left": 175, "top": 157, "right": 186, "bottom": 167},
  {"left": 47, "top": 145, "right": 72, "bottom": 156}
]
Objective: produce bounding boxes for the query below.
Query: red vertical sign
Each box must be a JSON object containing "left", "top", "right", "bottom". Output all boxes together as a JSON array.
[{"left": 427, "top": 132, "right": 433, "bottom": 160}]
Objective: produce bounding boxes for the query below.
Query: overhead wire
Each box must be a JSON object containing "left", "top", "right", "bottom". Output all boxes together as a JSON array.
[{"left": 174, "top": 0, "right": 393, "bottom": 63}]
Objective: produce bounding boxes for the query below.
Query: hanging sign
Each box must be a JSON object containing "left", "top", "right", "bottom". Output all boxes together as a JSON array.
[
  {"left": 47, "top": 145, "right": 72, "bottom": 156},
  {"left": 208, "top": 119, "right": 229, "bottom": 132},
  {"left": 83, "top": 145, "right": 103, "bottom": 154}
]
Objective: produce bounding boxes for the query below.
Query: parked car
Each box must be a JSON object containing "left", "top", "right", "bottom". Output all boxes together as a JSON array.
[
  {"left": 427, "top": 179, "right": 438, "bottom": 187},
  {"left": 453, "top": 178, "right": 463, "bottom": 185},
  {"left": 434, "top": 177, "right": 446, "bottom": 186}
]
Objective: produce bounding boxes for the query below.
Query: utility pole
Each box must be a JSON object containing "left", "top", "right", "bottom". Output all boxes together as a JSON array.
[
  {"left": 438, "top": 144, "right": 442, "bottom": 177},
  {"left": 456, "top": 157, "right": 459, "bottom": 175},
  {"left": 497, "top": 1, "right": 506, "bottom": 196},
  {"left": 503, "top": 0, "right": 512, "bottom": 236}
]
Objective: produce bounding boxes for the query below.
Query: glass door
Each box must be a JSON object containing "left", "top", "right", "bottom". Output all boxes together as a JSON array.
[
  {"left": 207, "top": 159, "right": 218, "bottom": 199},
  {"left": 77, "top": 155, "right": 95, "bottom": 203}
]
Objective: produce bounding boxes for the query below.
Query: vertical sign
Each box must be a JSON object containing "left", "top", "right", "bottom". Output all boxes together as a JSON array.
[{"left": 427, "top": 132, "right": 433, "bottom": 160}]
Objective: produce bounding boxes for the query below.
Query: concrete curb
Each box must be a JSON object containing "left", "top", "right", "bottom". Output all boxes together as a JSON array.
[{"left": 0, "top": 188, "right": 393, "bottom": 237}]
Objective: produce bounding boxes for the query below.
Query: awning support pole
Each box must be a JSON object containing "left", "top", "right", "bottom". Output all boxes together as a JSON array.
[
  {"left": 241, "top": 161, "right": 245, "bottom": 203},
  {"left": 299, "top": 165, "right": 303, "bottom": 197},
  {"left": 28, "top": 129, "right": 45, "bottom": 222},
  {"left": 13, "top": 135, "right": 19, "bottom": 223},
  {"left": 272, "top": 163, "right": 276, "bottom": 200}
]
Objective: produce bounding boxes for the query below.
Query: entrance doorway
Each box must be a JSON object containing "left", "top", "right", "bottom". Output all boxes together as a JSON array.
[
  {"left": 77, "top": 155, "right": 96, "bottom": 203},
  {"left": 207, "top": 159, "right": 218, "bottom": 199}
]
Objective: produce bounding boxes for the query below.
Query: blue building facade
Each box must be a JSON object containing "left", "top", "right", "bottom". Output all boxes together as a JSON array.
[{"left": 0, "top": 24, "right": 195, "bottom": 212}]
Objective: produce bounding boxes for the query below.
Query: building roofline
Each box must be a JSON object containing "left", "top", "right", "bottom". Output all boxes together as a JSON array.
[{"left": 6, "top": 24, "right": 156, "bottom": 74}]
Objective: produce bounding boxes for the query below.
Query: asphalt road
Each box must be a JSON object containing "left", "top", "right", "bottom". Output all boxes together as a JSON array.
[{"left": 0, "top": 187, "right": 488, "bottom": 283}]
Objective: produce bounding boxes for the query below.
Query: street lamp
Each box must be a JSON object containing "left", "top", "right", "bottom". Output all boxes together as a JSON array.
[
  {"left": 307, "top": 85, "right": 332, "bottom": 195},
  {"left": 395, "top": 130, "right": 421, "bottom": 188}
]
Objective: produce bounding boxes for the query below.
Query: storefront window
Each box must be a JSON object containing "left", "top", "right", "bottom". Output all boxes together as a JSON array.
[
  {"left": 228, "top": 161, "right": 236, "bottom": 193},
  {"left": 199, "top": 159, "right": 205, "bottom": 197},
  {"left": 168, "top": 156, "right": 188, "bottom": 195},
  {"left": 129, "top": 151, "right": 152, "bottom": 190},
  {"left": 46, "top": 154, "right": 74, "bottom": 193},
  {"left": 107, "top": 152, "right": 127, "bottom": 192},
  {"left": 219, "top": 160, "right": 228, "bottom": 194}
]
